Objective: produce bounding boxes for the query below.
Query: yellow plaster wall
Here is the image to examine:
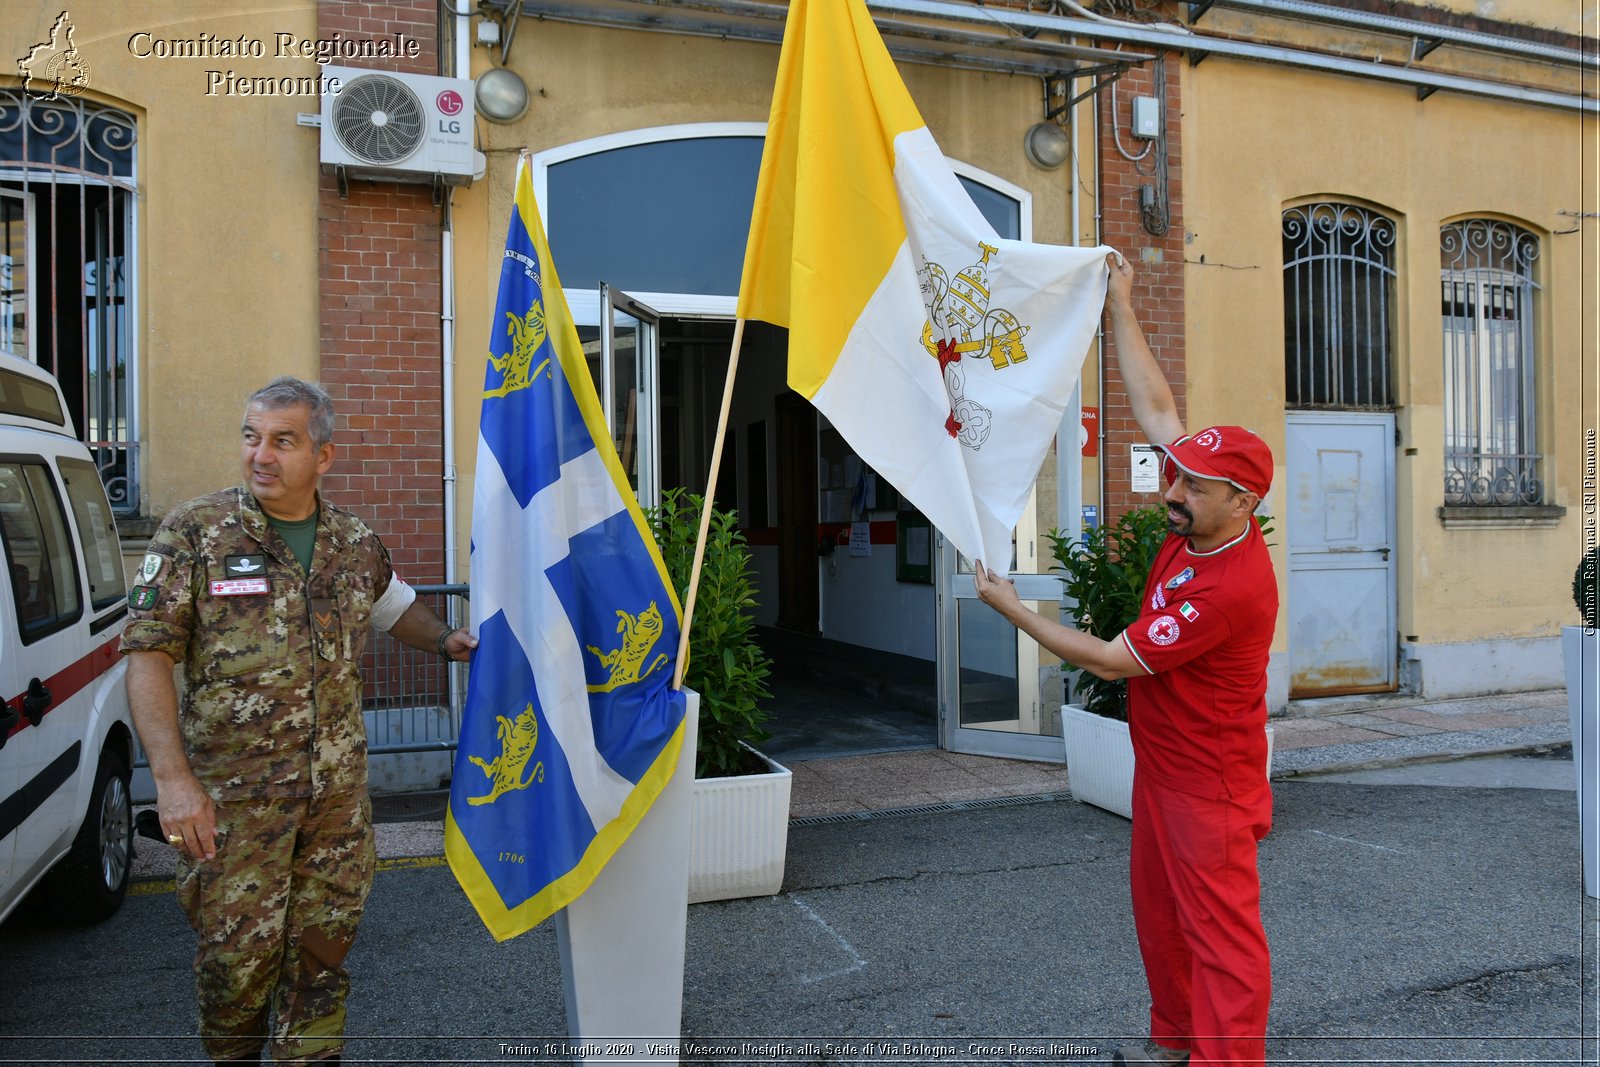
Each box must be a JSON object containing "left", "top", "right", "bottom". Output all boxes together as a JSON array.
[
  {"left": 1420, "top": 0, "right": 1591, "bottom": 35},
  {"left": 3, "top": 2, "right": 323, "bottom": 522},
  {"left": 1184, "top": 58, "right": 1593, "bottom": 648}
]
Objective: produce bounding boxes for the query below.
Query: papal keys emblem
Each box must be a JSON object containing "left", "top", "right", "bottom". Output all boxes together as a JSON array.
[{"left": 917, "top": 241, "right": 1031, "bottom": 451}]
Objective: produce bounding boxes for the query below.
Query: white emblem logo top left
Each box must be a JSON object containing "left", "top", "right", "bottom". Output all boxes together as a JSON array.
[{"left": 19, "top": 12, "right": 91, "bottom": 100}]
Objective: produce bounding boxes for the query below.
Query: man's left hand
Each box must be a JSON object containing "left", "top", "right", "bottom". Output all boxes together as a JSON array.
[{"left": 441, "top": 627, "right": 478, "bottom": 662}]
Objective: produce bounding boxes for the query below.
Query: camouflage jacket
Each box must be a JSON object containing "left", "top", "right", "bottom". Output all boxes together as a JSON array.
[{"left": 121, "top": 487, "right": 394, "bottom": 800}]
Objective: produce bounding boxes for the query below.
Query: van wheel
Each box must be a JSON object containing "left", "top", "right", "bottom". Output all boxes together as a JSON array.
[{"left": 43, "top": 747, "right": 133, "bottom": 923}]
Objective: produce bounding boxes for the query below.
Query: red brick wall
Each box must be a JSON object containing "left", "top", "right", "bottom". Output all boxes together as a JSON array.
[
  {"left": 1098, "top": 51, "right": 1186, "bottom": 524},
  {"left": 316, "top": 0, "right": 445, "bottom": 584}
]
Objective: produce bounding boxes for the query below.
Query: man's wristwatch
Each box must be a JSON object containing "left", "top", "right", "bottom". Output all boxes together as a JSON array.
[{"left": 437, "top": 627, "right": 455, "bottom": 661}]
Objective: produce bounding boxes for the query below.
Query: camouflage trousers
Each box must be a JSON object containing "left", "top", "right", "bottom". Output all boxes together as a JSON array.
[{"left": 176, "top": 789, "right": 375, "bottom": 1064}]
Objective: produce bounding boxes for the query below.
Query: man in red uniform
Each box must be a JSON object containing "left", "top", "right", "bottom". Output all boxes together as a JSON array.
[{"left": 975, "top": 252, "right": 1277, "bottom": 1066}]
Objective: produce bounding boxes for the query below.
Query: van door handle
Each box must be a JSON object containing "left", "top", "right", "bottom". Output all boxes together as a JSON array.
[{"left": 21, "top": 678, "right": 51, "bottom": 727}]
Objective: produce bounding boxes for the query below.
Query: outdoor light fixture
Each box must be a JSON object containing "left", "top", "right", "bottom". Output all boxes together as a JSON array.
[
  {"left": 475, "top": 67, "right": 529, "bottom": 124},
  {"left": 1023, "top": 120, "right": 1070, "bottom": 170}
]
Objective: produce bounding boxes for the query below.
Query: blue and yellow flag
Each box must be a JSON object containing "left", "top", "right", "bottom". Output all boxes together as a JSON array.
[{"left": 445, "top": 155, "right": 688, "bottom": 942}]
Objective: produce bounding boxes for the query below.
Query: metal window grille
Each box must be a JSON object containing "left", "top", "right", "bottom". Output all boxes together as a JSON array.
[
  {"left": 1283, "top": 203, "right": 1397, "bottom": 409},
  {"left": 1440, "top": 219, "right": 1542, "bottom": 506},
  {"left": 0, "top": 89, "right": 139, "bottom": 514}
]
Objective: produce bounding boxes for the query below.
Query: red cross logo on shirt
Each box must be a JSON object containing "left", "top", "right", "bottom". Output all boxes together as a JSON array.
[{"left": 1148, "top": 615, "right": 1181, "bottom": 646}]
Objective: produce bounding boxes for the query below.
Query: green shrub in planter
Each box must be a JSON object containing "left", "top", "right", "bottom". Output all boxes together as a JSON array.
[
  {"left": 1576, "top": 545, "right": 1599, "bottom": 628},
  {"left": 1046, "top": 505, "right": 1169, "bottom": 721},
  {"left": 648, "top": 488, "right": 773, "bottom": 778}
]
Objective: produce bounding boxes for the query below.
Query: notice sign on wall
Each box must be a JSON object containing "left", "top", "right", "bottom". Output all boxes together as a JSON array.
[
  {"left": 1131, "top": 444, "right": 1160, "bottom": 493},
  {"left": 1081, "top": 406, "right": 1099, "bottom": 457},
  {"left": 848, "top": 521, "right": 872, "bottom": 556}
]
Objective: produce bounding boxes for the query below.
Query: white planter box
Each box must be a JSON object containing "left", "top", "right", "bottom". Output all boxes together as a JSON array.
[
  {"left": 1560, "top": 625, "right": 1598, "bottom": 898},
  {"left": 1061, "top": 703, "right": 1138, "bottom": 818},
  {"left": 688, "top": 746, "right": 792, "bottom": 904},
  {"left": 1060, "top": 703, "right": 1275, "bottom": 820}
]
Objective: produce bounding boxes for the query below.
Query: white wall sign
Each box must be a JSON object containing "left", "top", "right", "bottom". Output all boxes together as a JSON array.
[{"left": 1131, "top": 444, "right": 1160, "bottom": 493}]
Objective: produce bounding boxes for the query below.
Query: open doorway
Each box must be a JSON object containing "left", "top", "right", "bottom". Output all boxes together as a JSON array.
[{"left": 654, "top": 316, "right": 938, "bottom": 762}]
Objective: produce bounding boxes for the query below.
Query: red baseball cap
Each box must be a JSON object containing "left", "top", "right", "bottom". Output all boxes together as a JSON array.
[{"left": 1158, "top": 425, "right": 1273, "bottom": 497}]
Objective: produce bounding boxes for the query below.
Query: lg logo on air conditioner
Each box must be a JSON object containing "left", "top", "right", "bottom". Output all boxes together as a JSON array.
[{"left": 436, "top": 88, "right": 464, "bottom": 133}]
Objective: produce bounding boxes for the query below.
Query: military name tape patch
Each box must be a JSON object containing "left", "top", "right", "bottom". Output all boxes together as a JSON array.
[
  {"left": 210, "top": 577, "right": 269, "bottom": 596},
  {"left": 129, "top": 585, "right": 158, "bottom": 610},
  {"left": 137, "top": 553, "right": 163, "bottom": 585}
]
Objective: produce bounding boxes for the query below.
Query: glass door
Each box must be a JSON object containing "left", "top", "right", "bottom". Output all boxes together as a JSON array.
[
  {"left": 936, "top": 489, "right": 1070, "bottom": 762},
  {"left": 578, "top": 284, "right": 660, "bottom": 506}
]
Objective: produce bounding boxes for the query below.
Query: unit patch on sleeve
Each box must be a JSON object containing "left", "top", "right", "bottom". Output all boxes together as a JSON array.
[
  {"left": 129, "top": 585, "right": 158, "bottom": 610},
  {"left": 1148, "top": 615, "right": 1181, "bottom": 646},
  {"left": 136, "top": 553, "right": 163, "bottom": 585}
]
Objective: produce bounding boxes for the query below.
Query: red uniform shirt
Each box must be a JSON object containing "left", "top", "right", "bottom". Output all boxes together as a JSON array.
[{"left": 1119, "top": 520, "right": 1278, "bottom": 800}]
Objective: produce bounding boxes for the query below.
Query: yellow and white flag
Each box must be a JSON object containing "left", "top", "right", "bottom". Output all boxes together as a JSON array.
[{"left": 738, "top": 0, "right": 1111, "bottom": 571}]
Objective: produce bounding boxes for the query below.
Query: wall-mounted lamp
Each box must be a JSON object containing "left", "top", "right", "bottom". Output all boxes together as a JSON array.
[
  {"left": 475, "top": 67, "right": 529, "bottom": 124},
  {"left": 1023, "top": 120, "right": 1070, "bottom": 171}
]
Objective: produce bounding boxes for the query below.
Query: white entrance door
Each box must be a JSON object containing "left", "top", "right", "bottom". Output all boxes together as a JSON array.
[{"left": 1285, "top": 412, "right": 1397, "bottom": 695}]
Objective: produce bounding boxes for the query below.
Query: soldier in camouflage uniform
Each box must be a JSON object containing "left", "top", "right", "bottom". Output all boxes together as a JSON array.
[{"left": 122, "top": 378, "right": 476, "bottom": 1065}]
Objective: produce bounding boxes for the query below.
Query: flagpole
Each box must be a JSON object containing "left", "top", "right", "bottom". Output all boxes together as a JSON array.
[{"left": 672, "top": 316, "right": 747, "bottom": 690}]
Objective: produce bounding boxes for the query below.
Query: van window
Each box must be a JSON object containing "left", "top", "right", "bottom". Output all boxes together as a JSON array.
[
  {"left": 0, "top": 460, "right": 82, "bottom": 642},
  {"left": 58, "top": 456, "right": 125, "bottom": 611}
]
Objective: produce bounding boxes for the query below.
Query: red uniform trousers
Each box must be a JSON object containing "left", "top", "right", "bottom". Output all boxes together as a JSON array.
[{"left": 1130, "top": 769, "right": 1273, "bottom": 1066}]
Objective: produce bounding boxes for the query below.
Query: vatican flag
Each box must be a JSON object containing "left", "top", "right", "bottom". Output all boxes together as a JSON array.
[{"left": 738, "top": 0, "right": 1112, "bottom": 571}]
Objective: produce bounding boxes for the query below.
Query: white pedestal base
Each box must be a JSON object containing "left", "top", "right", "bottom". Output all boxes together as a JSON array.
[{"left": 556, "top": 690, "right": 699, "bottom": 1062}]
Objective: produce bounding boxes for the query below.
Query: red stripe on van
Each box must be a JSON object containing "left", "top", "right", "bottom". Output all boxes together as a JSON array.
[{"left": 3, "top": 633, "right": 122, "bottom": 741}]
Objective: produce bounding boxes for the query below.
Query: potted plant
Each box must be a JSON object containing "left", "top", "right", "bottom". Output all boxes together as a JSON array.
[
  {"left": 1561, "top": 546, "right": 1598, "bottom": 897},
  {"left": 648, "top": 488, "right": 790, "bottom": 903},
  {"left": 1047, "top": 505, "right": 1275, "bottom": 818},
  {"left": 1047, "top": 505, "right": 1168, "bottom": 817}
]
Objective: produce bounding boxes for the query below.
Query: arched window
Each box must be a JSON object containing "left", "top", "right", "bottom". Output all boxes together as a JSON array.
[
  {"left": 1282, "top": 203, "right": 1397, "bottom": 409},
  {"left": 542, "top": 126, "right": 1023, "bottom": 300},
  {"left": 1440, "top": 219, "right": 1541, "bottom": 506},
  {"left": 0, "top": 90, "right": 137, "bottom": 513}
]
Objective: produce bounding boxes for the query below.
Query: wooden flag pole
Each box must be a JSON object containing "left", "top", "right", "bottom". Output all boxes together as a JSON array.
[{"left": 672, "top": 316, "right": 748, "bottom": 690}]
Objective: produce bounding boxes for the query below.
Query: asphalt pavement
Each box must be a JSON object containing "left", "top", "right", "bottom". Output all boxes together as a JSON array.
[{"left": 2, "top": 747, "right": 1595, "bottom": 1066}]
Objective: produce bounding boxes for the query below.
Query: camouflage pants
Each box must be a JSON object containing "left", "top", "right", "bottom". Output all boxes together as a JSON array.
[{"left": 176, "top": 790, "right": 375, "bottom": 1064}]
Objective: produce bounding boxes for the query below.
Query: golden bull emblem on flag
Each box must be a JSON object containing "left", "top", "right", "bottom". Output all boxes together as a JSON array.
[
  {"left": 484, "top": 297, "right": 551, "bottom": 399},
  {"left": 585, "top": 602, "right": 670, "bottom": 694},
  {"left": 466, "top": 704, "right": 546, "bottom": 806},
  {"left": 917, "top": 241, "right": 1031, "bottom": 450}
]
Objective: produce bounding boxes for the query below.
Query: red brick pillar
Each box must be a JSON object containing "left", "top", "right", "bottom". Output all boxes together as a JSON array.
[
  {"left": 316, "top": 1, "right": 445, "bottom": 585},
  {"left": 1098, "top": 51, "right": 1186, "bottom": 525}
]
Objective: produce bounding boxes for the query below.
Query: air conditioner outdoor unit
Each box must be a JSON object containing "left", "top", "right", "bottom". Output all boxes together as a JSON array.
[{"left": 319, "top": 65, "right": 485, "bottom": 187}]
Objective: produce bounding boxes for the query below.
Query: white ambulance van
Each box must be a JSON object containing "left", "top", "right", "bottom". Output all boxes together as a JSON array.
[{"left": 0, "top": 352, "right": 135, "bottom": 924}]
